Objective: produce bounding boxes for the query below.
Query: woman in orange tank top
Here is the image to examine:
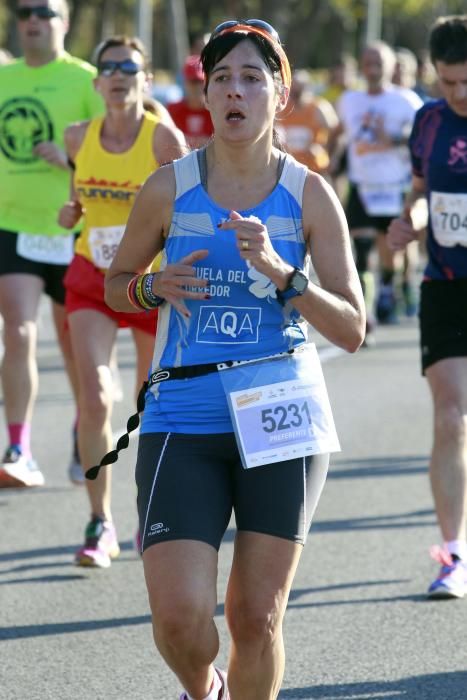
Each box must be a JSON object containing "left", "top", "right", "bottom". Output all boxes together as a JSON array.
[{"left": 58, "top": 35, "right": 186, "bottom": 568}]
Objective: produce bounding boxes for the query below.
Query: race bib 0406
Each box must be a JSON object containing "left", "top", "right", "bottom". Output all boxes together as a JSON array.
[{"left": 17, "top": 232, "right": 74, "bottom": 265}]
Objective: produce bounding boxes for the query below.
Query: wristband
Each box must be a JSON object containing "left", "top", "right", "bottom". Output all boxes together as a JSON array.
[
  {"left": 135, "top": 274, "right": 152, "bottom": 309},
  {"left": 127, "top": 276, "right": 145, "bottom": 310},
  {"left": 142, "top": 273, "right": 165, "bottom": 308},
  {"left": 133, "top": 274, "right": 165, "bottom": 310}
]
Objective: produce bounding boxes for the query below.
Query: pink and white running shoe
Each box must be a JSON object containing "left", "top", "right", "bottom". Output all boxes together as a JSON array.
[
  {"left": 427, "top": 545, "right": 467, "bottom": 599},
  {"left": 179, "top": 668, "right": 229, "bottom": 699},
  {"left": 75, "top": 517, "right": 120, "bottom": 568}
]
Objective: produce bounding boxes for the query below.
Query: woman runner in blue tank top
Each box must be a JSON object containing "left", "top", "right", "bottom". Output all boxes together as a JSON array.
[{"left": 104, "top": 20, "right": 365, "bottom": 700}]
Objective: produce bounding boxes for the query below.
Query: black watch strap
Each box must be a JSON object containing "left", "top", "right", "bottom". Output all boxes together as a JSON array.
[{"left": 276, "top": 267, "right": 308, "bottom": 306}]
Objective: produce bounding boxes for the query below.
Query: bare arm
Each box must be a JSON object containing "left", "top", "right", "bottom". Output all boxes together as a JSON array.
[
  {"left": 105, "top": 166, "right": 209, "bottom": 317},
  {"left": 315, "top": 98, "right": 340, "bottom": 141},
  {"left": 355, "top": 114, "right": 412, "bottom": 155},
  {"left": 57, "top": 122, "right": 88, "bottom": 228},
  {"left": 387, "top": 174, "right": 427, "bottom": 251},
  {"left": 298, "top": 173, "right": 365, "bottom": 351},
  {"left": 152, "top": 120, "right": 188, "bottom": 165},
  {"left": 33, "top": 142, "right": 68, "bottom": 169},
  {"left": 402, "top": 174, "right": 427, "bottom": 215}
]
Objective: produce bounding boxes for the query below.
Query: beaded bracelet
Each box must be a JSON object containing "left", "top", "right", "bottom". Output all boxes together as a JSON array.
[
  {"left": 128, "top": 273, "right": 165, "bottom": 310},
  {"left": 142, "top": 273, "right": 165, "bottom": 307}
]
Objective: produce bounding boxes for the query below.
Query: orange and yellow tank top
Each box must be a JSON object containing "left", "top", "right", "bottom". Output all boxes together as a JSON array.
[
  {"left": 277, "top": 100, "right": 330, "bottom": 173},
  {"left": 74, "top": 111, "right": 160, "bottom": 269}
]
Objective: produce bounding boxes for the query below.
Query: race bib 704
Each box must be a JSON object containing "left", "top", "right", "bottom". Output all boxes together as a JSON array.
[{"left": 430, "top": 191, "right": 467, "bottom": 247}]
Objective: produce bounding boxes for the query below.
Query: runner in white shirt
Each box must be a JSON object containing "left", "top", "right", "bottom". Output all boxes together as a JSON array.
[{"left": 337, "top": 41, "right": 423, "bottom": 342}]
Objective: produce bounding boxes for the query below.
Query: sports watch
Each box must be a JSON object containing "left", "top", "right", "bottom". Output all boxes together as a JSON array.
[{"left": 275, "top": 267, "right": 308, "bottom": 306}]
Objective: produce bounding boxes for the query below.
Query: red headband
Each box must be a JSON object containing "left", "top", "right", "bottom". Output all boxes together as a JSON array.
[{"left": 214, "top": 24, "right": 292, "bottom": 89}]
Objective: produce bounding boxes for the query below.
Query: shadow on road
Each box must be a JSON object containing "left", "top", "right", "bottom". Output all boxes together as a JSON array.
[
  {"left": 0, "top": 614, "right": 152, "bottom": 641},
  {"left": 279, "top": 670, "right": 467, "bottom": 699},
  {"left": 312, "top": 508, "right": 435, "bottom": 533},
  {"left": 329, "top": 455, "right": 428, "bottom": 479},
  {"left": 0, "top": 573, "right": 429, "bottom": 643},
  {"left": 0, "top": 539, "right": 137, "bottom": 564}
]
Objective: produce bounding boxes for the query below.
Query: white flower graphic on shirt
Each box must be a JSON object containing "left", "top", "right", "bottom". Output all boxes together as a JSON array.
[{"left": 246, "top": 261, "right": 276, "bottom": 300}]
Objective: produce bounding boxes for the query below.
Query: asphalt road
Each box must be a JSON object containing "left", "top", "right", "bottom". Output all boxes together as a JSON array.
[{"left": 1, "top": 306, "right": 467, "bottom": 700}]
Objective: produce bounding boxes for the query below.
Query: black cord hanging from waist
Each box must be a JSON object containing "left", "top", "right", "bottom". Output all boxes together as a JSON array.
[
  {"left": 85, "top": 362, "right": 229, "bottom": 479},
  {"left": 85, "top": 349, "right": 296, "bottom": 480}
]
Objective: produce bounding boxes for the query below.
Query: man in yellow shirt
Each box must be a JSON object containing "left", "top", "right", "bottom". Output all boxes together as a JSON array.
[{"left": 0, "top": 0, "right": 103, "bottom": 488}]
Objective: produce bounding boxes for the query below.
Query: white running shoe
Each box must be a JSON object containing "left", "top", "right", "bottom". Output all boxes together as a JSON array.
[
  {"left": 0, "top": 446, "right": 44, "bottom": 488},
  {"left": 179, "top": 668, "right": 229, "bottom": 700},
  {"left": 68, "top": 455, "right": 85, "bottom": 485},
  {"left": 216, "top": 670, "right": 229, "bottom": 699}
]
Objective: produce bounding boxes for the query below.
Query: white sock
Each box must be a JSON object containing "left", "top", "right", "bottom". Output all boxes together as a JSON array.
[
  {"left": 446, "top": 539, "right": 467, "bottom": 561},
  {"left": 185, "top": 669, "right": 222, "bottom": 700}
]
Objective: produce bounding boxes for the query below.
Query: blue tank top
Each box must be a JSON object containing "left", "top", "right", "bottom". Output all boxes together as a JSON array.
[
  {"left": 410, "top": 99, "right": 467, "bottom": 280},
  {"left": 141, "top": 149, "right": 309, "bottom": 434}
]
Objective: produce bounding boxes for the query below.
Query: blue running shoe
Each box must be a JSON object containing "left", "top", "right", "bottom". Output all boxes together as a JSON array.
[
  {"left": 402, "top": 281, "right": 418, "bottom": 317},
  {"left": 376, "top": 284, "right": 398, "bottom": 324},
  {"left": 427, "top": 545, "right": 467, "bottom": 599}
]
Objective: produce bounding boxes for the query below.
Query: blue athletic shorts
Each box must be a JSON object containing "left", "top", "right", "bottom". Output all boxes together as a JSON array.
[{"left": 135, "top": 432, "right": 329, "bottom": 553}]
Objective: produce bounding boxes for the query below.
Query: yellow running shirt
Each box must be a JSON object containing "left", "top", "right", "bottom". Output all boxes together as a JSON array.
[
  {"left": 0, "top": 53, "right": 103, "bottom": 236},
  {"left": 74, "top": 111, "right": 160, "bottom": 269}
]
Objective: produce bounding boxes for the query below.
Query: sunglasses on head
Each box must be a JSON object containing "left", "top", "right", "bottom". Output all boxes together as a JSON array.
[
  {"left": 16, "top": 6, "right": 60, "bottom": 20},
  {"left": 97, "top": 60, "right": 143, "bottom": 77},
  {"left": 210, "top": 19, "right": 281, "bottom": 45},
  {"left": 209, "top": 18, "right": 291, "bottom": 89}
]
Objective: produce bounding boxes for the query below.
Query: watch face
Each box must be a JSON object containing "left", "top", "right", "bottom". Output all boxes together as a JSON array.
[{"left": 291, "top": 270, "right": 308, "bottom": 294}]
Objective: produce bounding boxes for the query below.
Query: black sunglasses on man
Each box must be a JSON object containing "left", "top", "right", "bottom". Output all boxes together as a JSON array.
[{"left": 16, "top": 6, "right": 61, "bottom": 21}]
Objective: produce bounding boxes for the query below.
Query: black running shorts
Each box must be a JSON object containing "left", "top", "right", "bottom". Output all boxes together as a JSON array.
[
  {"left": 135, "top": 432, "right": 329, "bottom": 553},
  {"left": 345, "top": 184, "right": 394, "bottom": 233},
  {"left": 419, "top": 278, "right": 467, "bottom": 374},
  {"left": 0, "top": 229, "right": 69, "bottom": 304}
]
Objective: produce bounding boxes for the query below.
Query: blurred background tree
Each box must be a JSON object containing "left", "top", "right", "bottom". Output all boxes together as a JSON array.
[{"left": 1, "top": 0, "right": 466, "bottom": 74}]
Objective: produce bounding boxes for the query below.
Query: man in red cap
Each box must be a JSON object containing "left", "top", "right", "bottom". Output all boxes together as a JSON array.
[{"left": 168, "top": 54, "right": 214, "bottom": 148}]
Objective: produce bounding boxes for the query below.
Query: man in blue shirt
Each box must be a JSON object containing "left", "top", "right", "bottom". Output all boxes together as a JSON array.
[{"left": 388, "top": 15, "right": 467, "bottom": 599}]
